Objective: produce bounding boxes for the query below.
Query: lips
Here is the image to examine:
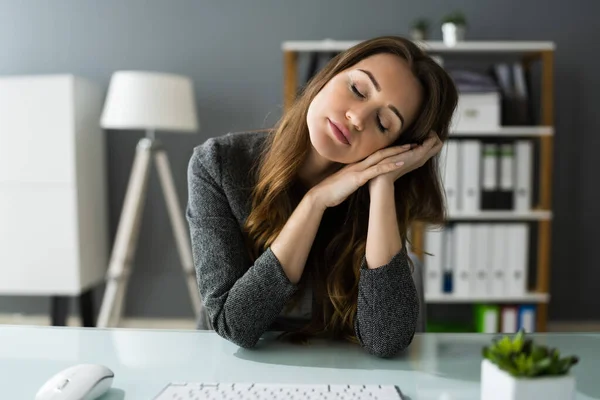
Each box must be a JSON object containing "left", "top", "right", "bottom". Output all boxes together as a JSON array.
[{"left": 327, "top": 119, "right": 351, "bottom": 145}]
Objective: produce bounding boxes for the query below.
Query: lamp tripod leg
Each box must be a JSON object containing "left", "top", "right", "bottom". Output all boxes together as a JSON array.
[
  {"left": 153, "top": 149, "right": 203, "bottom": 318},
  {"left": 97, "top": 139, "right": 153, "bottom": 328}
]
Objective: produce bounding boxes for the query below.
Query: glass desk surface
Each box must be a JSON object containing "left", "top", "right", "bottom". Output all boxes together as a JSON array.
[{"left": 1, "top": 325, "right": 598, "bottom": 399}]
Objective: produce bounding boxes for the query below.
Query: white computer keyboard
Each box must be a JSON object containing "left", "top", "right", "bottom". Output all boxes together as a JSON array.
[{"left": 153, "top": 382, "right": 405, "bottom": 399}]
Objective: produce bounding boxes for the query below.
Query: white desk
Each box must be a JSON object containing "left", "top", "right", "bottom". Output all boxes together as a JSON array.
[{"left": 1, "top": 325, "right": 599, "bottom": 399}]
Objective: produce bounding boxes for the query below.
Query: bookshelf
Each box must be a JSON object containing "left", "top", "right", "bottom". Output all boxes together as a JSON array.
[
  {"left": 426, "top": 293, "right": 550, "bottom": 304},
  {"left": 281, "top": 39, "right": 555, "bottom": 333},
  {"left": 281, "top": 40, "right": 555, "bottom": 53},
  {"left": 451, "top": 126, "right": 553, "bottom": 137},
  {"left": 447, "top": 210, "right": 552, "bottom": 221}
]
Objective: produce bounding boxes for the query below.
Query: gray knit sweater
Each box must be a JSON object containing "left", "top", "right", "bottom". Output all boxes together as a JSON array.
[{"left": 186, "top": 131, "right": 423, "bottom": 358}]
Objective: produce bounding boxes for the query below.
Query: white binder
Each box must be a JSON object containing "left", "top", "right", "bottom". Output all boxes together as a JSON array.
[
  {"left": 488, "top": 224, "right": 508, "bottom": 296},
  {"left": 442, "top": 140, "right": 460, "bottom": 214},
  {"left": 442, "top": 225, "right": 455, "bottom": 293},
  {"left": 483, "top": 307, "right": 500, "bottom": 333},
  {"left": 501, "top": 306, "right": 518, "bottom": 333},
  {"left": 424, "top": 227, "right": 444, "bottom": 297},
  {"left": 453, "top": 224, "right": 472, "bottom": 296},
  {"left": 515, "top": 140, "right": 533, "bottom": 211},
  {"left": 506, "top": 223, "right": 529, "bottom": 296},
  {"left": 470, "top": 224, "right": 489, "bottom": 296},
  {"left": 459, "top": 141, "right": 481, "bottom": 212}
]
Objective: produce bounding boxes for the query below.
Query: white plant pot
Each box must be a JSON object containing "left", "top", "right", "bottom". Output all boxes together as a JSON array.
[
  {"left": 481, "top": 359, "right": 576, "bottom": 400},
  {"left": 441, "top": 22, "right": 466, "bottom": 46}
]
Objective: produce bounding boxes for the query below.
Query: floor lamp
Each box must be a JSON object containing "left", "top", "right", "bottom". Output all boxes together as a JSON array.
[{"left": 97, "top": 71, "right": 202, "bottom": 328}]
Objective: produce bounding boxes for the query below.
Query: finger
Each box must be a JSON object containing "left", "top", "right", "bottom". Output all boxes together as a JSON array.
[
  {"left": 432, "top": 135, "right": 444, "bottom": 152},
  {"left": 422, "top": 133, "right": 440, "bottom": 149},
  {"left": 411, "top": 143, "right": 429, "bottom": 158},
  {"left": 401, "top": 142, "right": 439, "bottom": 167},
  {"left": 433, "top": 134, "right": 443, "bottom": 149},
  {"left": 379, "top": 134, "right": 442, "bottom": 167},
  {"left": 379, "top": 151, "right": 413, "bottom": 165},
  {"left": 423, "top": 136, "right": 442, "bottom": 153},
  {"left": 355, "top": 161, "right": 404, "bottom": 185},
  {"left": 425, "top": 145, "right": 442, "bottom": 161},
  {"left": 355, "top": 144, "right": 412, "bottom": 169},
  {"left": 421, "top": 140, "right": 444, "bottom": 163},
  {"left": 418, "top": 133, "right": 442, "bottom": 156},
  {"left": 418, "top": 143, "right": 441, "bottom": 161}
]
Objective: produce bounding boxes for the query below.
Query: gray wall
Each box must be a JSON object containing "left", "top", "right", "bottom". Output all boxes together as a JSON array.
[{"left": 0, "top": 0, "right": 598, "bottom": 321}]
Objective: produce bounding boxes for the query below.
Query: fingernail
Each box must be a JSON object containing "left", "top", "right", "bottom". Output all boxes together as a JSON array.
[{"left": 395, "top": 161, "right": 405, "bottom": 166}]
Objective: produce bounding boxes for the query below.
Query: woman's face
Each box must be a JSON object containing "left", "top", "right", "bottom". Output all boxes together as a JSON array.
[{"left": 307, "top": 53, "right": 423, "bottom": 165}]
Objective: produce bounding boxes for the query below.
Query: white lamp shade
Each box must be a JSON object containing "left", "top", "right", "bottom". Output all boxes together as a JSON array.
[{"left": 100, "top": 71, "right": 199, "bottom": 133}]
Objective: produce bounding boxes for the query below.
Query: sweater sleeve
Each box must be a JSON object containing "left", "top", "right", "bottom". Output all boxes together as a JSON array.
[
  {"left": 186, "top": 141, "right": 298, "bottom": 348},
  {"left": 354, "top": 247, "right": 420, "bottom": 358}
]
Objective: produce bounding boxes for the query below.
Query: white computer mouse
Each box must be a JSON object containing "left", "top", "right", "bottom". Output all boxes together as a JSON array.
[{"left": 35, "top": 363, "right": 114, "bottom": 400}]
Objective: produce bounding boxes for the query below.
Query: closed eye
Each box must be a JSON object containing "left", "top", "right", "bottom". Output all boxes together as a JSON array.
[
  {"left": 376, "top": 114, "right": 388, "bottom": 133},
  {"left": 349, "top": 83, "right": 389, "bottom": 133},
  {"left": 350, "top": 83, "right": 364, "bottom": 98}
]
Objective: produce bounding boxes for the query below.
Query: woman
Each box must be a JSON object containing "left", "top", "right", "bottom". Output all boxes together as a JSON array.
[{"left": 186, "top": 35, "right": 458, "bottom": 358}]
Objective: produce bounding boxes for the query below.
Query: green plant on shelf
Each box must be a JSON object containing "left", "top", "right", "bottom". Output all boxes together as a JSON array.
[
  {"left": 442, "top": 11, "right": 467, "bottom": 27},
  {"left": 412, "top": 18, "right": 429, "bottom": 32},
  {"left": 482, "top": 329, "right": 579, "bottom": 378}
]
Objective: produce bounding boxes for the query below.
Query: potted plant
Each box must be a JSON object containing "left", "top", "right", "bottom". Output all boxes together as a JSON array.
[
  {"left": 481, "top": 329, "right": 579, "bottom": 400},
  {"left": 441, "top": 11, "right": 467, "bottom": 46},
  {"left": 410, "top": 18, "right": 429, "bottom": 41}
]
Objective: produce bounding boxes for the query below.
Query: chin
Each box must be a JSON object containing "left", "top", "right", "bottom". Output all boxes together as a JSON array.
[{"left": 308, "top": 122, "right": 349, "bottom": 164}]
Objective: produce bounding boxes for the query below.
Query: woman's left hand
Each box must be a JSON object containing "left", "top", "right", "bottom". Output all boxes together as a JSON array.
[{"left": 368, "top": 131, "right": 443, "bottom": 190}]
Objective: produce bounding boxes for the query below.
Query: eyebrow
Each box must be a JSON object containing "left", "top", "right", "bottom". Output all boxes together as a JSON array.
[{"left": 357, "top": 68, "right": 405, "bottom": 128}]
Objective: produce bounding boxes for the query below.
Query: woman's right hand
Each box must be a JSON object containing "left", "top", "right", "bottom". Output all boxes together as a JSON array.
[{"left": 308, "top": 144, "right": 413, "bottom": 209}]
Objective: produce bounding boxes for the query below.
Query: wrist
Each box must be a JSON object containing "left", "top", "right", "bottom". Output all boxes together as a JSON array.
[
  {"left": 369, "top": 176, "right": 395, "bottom": 194},
  {"left": 305, "top": 188, "right": 327, "bottom": 213}
]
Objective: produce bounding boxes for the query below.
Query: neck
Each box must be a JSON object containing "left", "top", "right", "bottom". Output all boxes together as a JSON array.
[{"left": 298, "top": 146, "right": 341, "bottom": 188}]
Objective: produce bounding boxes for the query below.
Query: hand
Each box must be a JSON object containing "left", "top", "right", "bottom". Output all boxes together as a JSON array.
[
  {"left": 308, "top": 144, "right": 413, "bottom": 209},
  {"left": 369, "top": 131, "right": 443, "bottom": 190}
]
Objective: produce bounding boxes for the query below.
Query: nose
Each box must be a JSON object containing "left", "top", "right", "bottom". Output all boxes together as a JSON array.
[{"left": 345, "top": 107, "right": 367, "bottom": 132}]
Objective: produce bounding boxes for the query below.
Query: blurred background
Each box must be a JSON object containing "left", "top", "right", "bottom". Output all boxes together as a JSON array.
[{"left": 0, "top": 0, "right": 597, "bottom": 334}]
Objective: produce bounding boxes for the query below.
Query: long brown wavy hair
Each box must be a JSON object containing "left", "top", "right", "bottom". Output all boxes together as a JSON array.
[{"left": 244, "top": 36, "right": 458, "bottom": 343}]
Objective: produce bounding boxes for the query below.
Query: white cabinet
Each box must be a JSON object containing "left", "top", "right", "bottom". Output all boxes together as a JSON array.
[{"left": 0, "top": 75, "right": 109, "bottom": 296}]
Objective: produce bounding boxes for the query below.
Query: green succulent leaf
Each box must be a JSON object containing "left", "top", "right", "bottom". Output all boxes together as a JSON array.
[
  {"left": 481, "top": 329, "right": 580, "bottom": 377},
  {"left": 531, "top": 345, "right": 549, "bottom": 362},
  {"left": 534, "top": 357, "right": 552, "bottom": 374}
]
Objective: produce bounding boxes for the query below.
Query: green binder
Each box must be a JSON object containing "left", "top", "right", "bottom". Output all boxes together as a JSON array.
[{"left": 474, "top": 304, "right": 500, "bottom": 333}]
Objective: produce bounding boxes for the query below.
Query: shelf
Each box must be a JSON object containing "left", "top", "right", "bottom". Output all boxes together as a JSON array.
[
  {"left": 415, "top": 41, "right": 555, "bottom": 53},
  {"left": 282, "top": 40, "right": 555, "bottom": 53},
  {"left": 447, "top": 210, "right": 552, "bottom": 221},
  {"left": 449, "top": 126, "right": 554, "bottom": 137},
  {"left": 426, "top": 293, "right": 550, "bottom": 303}
]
